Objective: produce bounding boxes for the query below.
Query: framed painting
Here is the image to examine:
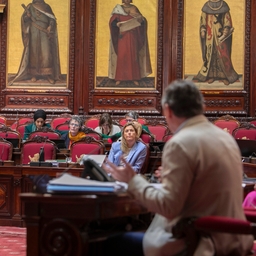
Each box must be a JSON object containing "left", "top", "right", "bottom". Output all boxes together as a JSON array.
[
  {"left": 172, "top": 0, "right": 254, "bottom": 117},
  {"left": 183, "top": 0, "right": 245, "bottom": 91},
  {"left": 95, "top": 0, "right": 158, "bottom": 90},
  {"left": 6, "top": 0, "right": 70, "bottom": 88},
  {"left": 84, "top": 0, "right": 164, "bottom": 115},
  {"left": 184, "top": 0, "right": 245, "bottom": 90}
]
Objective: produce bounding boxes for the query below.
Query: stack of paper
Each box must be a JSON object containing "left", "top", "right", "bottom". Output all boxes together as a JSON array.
[{"left": 47, "top": 173, "right": 126, "bottom": 193}]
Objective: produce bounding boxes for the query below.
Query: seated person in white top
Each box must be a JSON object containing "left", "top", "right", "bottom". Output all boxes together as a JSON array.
[{"left": 94, "top": 113, "right": 121, "bottom": 139}]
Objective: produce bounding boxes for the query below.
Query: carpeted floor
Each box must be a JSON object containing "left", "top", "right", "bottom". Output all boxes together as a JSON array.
[{"left": 0, "top": 226, "right": 26, "bottom": 255}]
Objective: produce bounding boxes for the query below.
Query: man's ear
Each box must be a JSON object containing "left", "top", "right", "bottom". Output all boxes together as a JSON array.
[
  {"left": 202, "top": 103, "right": 206, "bottom": 112},
  {"left": 163, "top": 103, "right": 172, "bottom": 119}
]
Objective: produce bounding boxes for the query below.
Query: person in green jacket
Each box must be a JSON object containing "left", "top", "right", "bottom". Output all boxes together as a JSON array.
[{"left": 23, "top": 109, "right": 51, "bottom": 141}]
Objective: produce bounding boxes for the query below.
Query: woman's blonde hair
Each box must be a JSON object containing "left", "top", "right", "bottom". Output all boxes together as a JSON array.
[{"left": 121, "top": 122, "right": 139, "bottom": 153}]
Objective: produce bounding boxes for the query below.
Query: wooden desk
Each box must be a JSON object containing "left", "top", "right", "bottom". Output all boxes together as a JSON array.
[
  {"left": 244, "top": 162, "right": 256, "bottom": 178},
  {"left": 0, "top": 165, "right": 83, "bottom": 226},
  {"left": 20, "top": 192, "right": 148, "bottom": 256},
  {"left": 1, "top": 157, "right": 254, "bottom": 227}
]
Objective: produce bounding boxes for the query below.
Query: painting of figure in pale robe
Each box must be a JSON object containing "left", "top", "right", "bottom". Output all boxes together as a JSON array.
[
  {"left": 195, "top": 0, "right": 239, "bottom": 86},
  {"left": 9, "top": 0, "right": 61, "bottom": 85}
]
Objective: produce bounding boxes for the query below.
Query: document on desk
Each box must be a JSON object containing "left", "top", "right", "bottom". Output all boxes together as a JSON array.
[{"left": 47, "top": 173, "right": 126, "bottom": 193}]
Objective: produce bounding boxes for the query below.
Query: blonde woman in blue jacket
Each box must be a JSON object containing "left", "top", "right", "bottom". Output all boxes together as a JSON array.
[{"left": 107, "top": 122, "right": 147, "bottom": 174}]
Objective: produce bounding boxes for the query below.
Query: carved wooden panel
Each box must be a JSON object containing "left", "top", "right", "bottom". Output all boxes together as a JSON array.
[
  {"left": 204, "top": 96, "right": 245, "bottom": 110},
  {"left": 3, "top": 94, "right": 70, "bottom": 111},
  {"left": 0, "top": 176, "right": 12, "bottom": 217},
  {"left": 92, "top": 94, "right": 161, "bottom": 114}
]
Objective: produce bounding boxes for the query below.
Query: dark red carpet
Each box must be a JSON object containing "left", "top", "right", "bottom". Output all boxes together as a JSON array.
[{"left": 0, "top": 226, "right": 26, "bottom": 255}]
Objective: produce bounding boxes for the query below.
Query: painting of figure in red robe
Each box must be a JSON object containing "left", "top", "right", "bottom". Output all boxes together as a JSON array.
[{"left": 96, "top": 0, "right": 153, "bottom": 89}]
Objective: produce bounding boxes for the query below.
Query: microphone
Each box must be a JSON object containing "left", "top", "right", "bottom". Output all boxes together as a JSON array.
[
  {"left": 38, "top": 136, "right": 48, "bottom": 164},
  {"left": 29, "top": 136, "right": 50, "bottom": 167}
]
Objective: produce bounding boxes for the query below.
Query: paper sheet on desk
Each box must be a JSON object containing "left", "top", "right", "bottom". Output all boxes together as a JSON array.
[{"left": 47, "top": 173, "right": 126, "bottom": 193}]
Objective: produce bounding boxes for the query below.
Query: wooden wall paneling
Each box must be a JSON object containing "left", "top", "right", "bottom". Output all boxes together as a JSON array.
[
  {"left": 73, "top": 0, "right": 88, "bottom": 114},
  {"left": 0, "top": 176, "right": 12, "bottom": 218},
  {"left": 0, "top": 0, "right": 255, "bottom": 121},
  {"left": 0, "top": 0, "right": 7, "bottom": 111},
  {"left": 167, "top": 0, "right": 183, "bottom": 85},
  {"left": 250, "top": 0, "right": 256, "bottom": 117}
]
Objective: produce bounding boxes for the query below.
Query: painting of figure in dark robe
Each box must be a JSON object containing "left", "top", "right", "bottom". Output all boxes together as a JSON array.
[
  {"left": 195, "top": 0, "right": 239, "bottom": 86},
  {"left": 96, "top": 0, "right": 153, "bottom": 88},
  {"left": 9, "top": 0, "right": 63, "bottom": 86}
]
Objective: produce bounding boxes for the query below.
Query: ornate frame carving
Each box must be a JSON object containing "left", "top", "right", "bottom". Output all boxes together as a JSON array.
[{"left": 0, "top": 4, "right": 6, "bottom": 13}]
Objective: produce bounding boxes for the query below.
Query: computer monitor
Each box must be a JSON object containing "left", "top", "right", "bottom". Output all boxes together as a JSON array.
[{"left": 235, "top": 139, "right": 256, "bottom": 157}]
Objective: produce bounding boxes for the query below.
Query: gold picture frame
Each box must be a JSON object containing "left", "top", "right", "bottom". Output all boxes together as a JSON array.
[
  {"left": 183, "top": 0, "right": 245, "bottom": 91},
  {"left": 94, "top": 0, "right": 158, "bottom": 90},
  {"left": 6, "top": 0, "right": 70, "bottom": 88}
]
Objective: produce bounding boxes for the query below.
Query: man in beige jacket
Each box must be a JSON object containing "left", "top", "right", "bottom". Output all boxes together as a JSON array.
[{"left": 103, "top": 79, "right": 253, "bottom": 256}]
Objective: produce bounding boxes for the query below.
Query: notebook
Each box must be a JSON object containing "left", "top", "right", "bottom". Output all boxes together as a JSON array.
[{"left": 47, "top": 173, "right": 125, "bottom": 194}]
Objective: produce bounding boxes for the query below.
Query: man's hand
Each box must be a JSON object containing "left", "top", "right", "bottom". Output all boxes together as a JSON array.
[
  {"left": 102, "top": 156, "right": 135, "bottom": 183},
  {"left": 153, "top": 166, "right": 162, "bottom": 183}
]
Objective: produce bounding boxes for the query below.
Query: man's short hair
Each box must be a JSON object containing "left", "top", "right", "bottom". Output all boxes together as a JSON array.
[{"left": 161, "top": 80, "right": 204, "bottom": 118}]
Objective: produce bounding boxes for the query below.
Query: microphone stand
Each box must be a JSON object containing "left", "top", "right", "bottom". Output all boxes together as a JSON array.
[{"left": 30, "top": 136, "right": 52, "bottom": 167}]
